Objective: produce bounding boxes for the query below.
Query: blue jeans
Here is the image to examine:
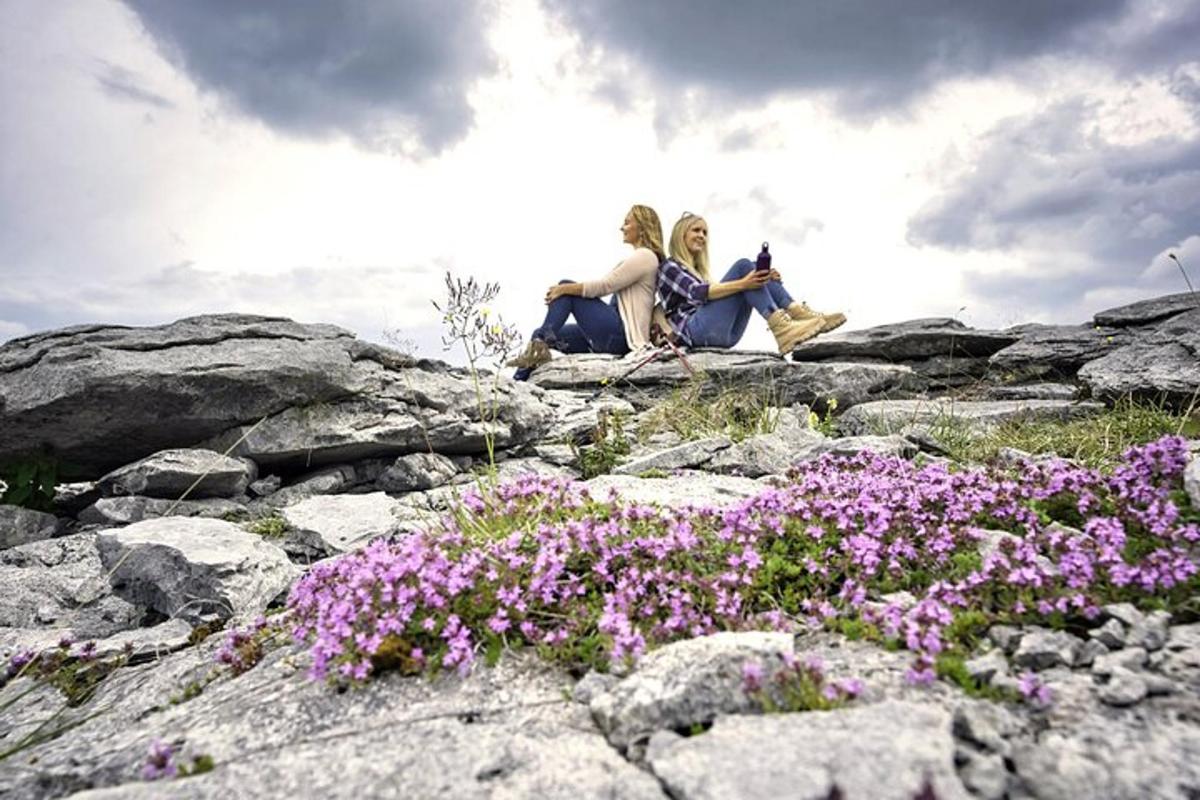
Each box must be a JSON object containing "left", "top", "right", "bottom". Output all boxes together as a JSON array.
[
  {"left": 514, "top": 280, "right": 628, "bottom": 379},
  {"left": 683, "top": 259, "right": 795, "bottom": 348}
]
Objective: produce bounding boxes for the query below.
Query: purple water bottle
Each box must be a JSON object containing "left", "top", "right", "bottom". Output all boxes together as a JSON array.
[{"left": 755, "top": 242, "right": 771, "bottom": 272}]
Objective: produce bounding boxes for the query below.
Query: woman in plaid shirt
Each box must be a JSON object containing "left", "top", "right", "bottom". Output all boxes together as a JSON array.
[{"left": 656, "top": 212, "right": 845, "bottom": 354}]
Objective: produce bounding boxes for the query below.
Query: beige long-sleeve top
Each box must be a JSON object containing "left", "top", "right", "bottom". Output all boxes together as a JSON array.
[{"left": 579, "top": 247, "right": 660, "bottom": 350}]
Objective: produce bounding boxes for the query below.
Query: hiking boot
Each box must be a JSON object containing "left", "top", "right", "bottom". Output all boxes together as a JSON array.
[
  {"left": 506, "top": 339, "right": 552, "bottom": 370},
  {"left": 767, "top": 309, "right": 823, "bottom": 354},
  {"left": 787, "top": 302, "right": 847, "bottom": 333}
]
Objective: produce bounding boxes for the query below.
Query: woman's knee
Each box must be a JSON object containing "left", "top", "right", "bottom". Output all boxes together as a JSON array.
[{"left": 726, "top": 259, "right": 754, "bottom": 279}]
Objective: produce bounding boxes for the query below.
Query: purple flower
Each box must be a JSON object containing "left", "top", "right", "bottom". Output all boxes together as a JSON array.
[
  {"left": 741, "top": 661, "right": 764, "bottom": 692},
  {"left": 141, "top": 739, "right": 177, "bottom": 781}
]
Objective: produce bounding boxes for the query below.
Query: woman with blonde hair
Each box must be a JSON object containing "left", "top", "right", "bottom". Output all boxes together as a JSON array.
[
  {"left": 656, "top": 212, "right": 845, "bottom": 353},
  {"left": 508, "top": 204, "right": 665, "bottom": 380}
]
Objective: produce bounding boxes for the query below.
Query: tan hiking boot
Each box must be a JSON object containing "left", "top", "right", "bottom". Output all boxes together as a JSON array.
[
  {"left": 767, "top": 309, "right": 823, "bottom": 354},
  {"left": 505, "top": 339, "right": 552, "bottom": 370},
  {"left": 788, "top": 302, "right": 847, "bottom": 333}
]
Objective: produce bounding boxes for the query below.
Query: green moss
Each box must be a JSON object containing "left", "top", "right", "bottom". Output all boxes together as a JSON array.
[
  {"left": 637, "top": 468, "right": 669, "bottom": 479},
  {"left": 246, "top": 515, "right": 289, "bottom": 538},
  {"left": 934, "top": 652, "right": 1016, "bottom": 702}
]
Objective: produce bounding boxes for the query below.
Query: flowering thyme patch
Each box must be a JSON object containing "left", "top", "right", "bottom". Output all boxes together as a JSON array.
[{"left": 284, "top": 437, "right": 1199, "bottom": 686}]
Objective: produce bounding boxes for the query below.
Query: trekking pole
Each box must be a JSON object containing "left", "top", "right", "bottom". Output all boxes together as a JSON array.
[{"left": 588, "top": 345, "right": 666, "bottom": 401}]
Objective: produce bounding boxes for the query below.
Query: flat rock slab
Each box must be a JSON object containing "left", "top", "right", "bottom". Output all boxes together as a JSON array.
[
  {"left": 0, "top": 314, "right": 552, "bottom": 479},
  {"left": 97, "top": 449, "right": 254, "bottom": 500},
  {"left": 613, "top": 437, "right": 732, "bottom": 475},
  {"left": 4, "top": 649, "right": 666, "bottom": 800},
  {"left": 987, "top": 324, "right": 1130, "bottom": 380},
  {"left": 202, "top": 367, "right": 553, "bottom": 472},
  {"left": 529, "top": 351, "right": 916, "bottom": 411},
  {"left": 0, "top": 506, "right": 61, "bottom": 550},
  {"left": 1093, "top": 291, "right": 1200, "bottom": 327},
  {"left": 646, "top": 700, "right": 968, "bottom": 800},
  {"left": 77, "top": 497, "right": 247, "bottom": 527},
  {"left": 1186, "top": 455, "right": 1200, "bottom": 509},
  {"left": 792, "top": 317, "right": 1019, "bottom": 361},
  {"left": 0, "top": 315, "right": 362, "bottom": 479},
  {"left": 1011, "top": 716, "right": 1200, "bottom": 800},
  {"left": 984, "top": 382, "right": 1079, "bottom": 401},
  {"left": 0, "top": 532, "right": 140, "bottom": 638},
  {"left": 837, "top": 398, "right": 1107, "bottom": 437},
  {"left": 279, "top": 492, "right": 403, "bottom": 553},
  {"left": 1077, "top": 309, "right": 1200, "bottom": 406},
  {"left": 95, "top": 518, "right": 298, "bottom": 624},
  {"left": 586, "top": 472, "right": 765, "bottom": 508},
  {"left": 590, "top": 632, "right": 794, "bottom": 752}
]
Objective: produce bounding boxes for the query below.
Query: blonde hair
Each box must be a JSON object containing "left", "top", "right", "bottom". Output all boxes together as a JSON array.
[
  {"left": 669, "top": 213, "right": 711, "bottom": 281},
  {"left": 629, "top": 204, "right": 665, "bottom": 263}
]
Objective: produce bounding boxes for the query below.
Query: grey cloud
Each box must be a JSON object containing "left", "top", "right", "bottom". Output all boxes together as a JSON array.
[
  {"left": 93, "top": 60, "right": 174, "bottom": 109},
  {"left": 908, "top": 101, "right": 1200, "bottom": 264},
  {"left": 542, "top": 0, "right": 1130, "bottom": 116},
  {"left": 748, "top": 187, "right": 824, "bottom": 246},
  {"left": 908, "top": 99, "right": 1200, "bottom": 322},
  {"left": 119, "top": 0, "right": 497, "bottom": 154},
  {"left": 0, "top": 260, "right": 436, "bottom": 341}
]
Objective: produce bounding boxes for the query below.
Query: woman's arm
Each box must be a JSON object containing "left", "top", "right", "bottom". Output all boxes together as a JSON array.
[
  {"left": 579, "top": 248, "right": 657, "bottom": 298},
  {"left": 706, "top": 269, "right": 770, "bottom": 300}
]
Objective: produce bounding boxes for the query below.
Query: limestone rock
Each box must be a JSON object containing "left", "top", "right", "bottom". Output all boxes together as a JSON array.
[
  {"left": 279, "top": 492, "right": 401, "bottom": 554},
  {"left": 1089, "top": 618, "right": 1126, "bottom": 649},
  {"left": 965, "top": 649, "right": 1009, "bottom": 685},
  {"left": 612, "top": 437, "right": 732, "bottom": 476},
  {"left": 95, "top": 518, "right": 298, "bottom": 624},
  {"left": 987, "top": 324, "right": 1129, "bottom": 380},
  {"left": 1092, "top": 291, "right": 1200, "bottom": 327},
  {"left": 952, "top": 700, "right": 1023, "bottom": 756},
  {"left": 646, "top": 701, "right": 969, "bottom": 800},
  {"left": 0, "top": 315, "right": 363, "bottom": 479},
  {"left": 589, "top": 631, "right": 793, "bottom": 752},
  {"left": 203, "top": 369, "right": 554, "bottom": 472},
  {"left": 791, "top": 317, "right": 1018, "bottom": 361},
  {"left": 0, "top": 532, "right": 140, "bottom": 638},
  {"left": 529, "top": 350, "right": 916, "bottom": 411},
  {"left": 984, "top": 382, "right": 1080, "bottom": 401},
  {"left": 376, "top": 452, "right": 460, "bottom": 492},
  {"left": 1184, "top": 454, "right": 1199, "bottom": 510},
  {"left": 1092, "top": 647, "right": 1149, "bottom": 676},
  {"left": 1098, "top": 668, "right": 1149, "bottom": 706},
  {"left": 97, "top": 449, "right": 254, "bottom": 500},
  {"left": 1011, "top": 716, "right": 1200, "bottom": 799},
  {"left": 1012, "top": 628, "right": 1083, "bottom": 671},
  {"left": 1078, "top": 308, "right": 1200, "bottom": 406},
  {"left": 585, "top": 472, "right": 764, "bottom": 509},
  {"left": 77, "top": 497, "right": 247, "bottom": 527},
  {"left": 838, "top": 398, "right": 1106, "bottom": 437},
  {"left": 0, "top": 650, "right": 666, "bottom": 800},
  {"left": 0, "top": 505, "right": 61, "bottom": 550}
]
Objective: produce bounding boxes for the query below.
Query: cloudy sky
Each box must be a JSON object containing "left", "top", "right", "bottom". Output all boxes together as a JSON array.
[{"left": 2, "top": 0, "right": 1198, "bottom": 359}]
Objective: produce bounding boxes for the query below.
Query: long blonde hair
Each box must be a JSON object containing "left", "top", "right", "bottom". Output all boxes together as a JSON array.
[
  {"left": 669, "top": 213, "right": 710, "bottom": 281},
  {"left": 629, "top": 204, "right": 665, "bottom": 263}
]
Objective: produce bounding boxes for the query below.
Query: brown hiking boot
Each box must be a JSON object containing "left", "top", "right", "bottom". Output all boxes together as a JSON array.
[
  {"left": 788, "top": 302, "right": 846, "bottom": 333},
  {"left": 767, "top": 310, "right": 823, "bottom": 354},
  {"left": 506, "top": 339, "right": 552, "bottom": 370}
]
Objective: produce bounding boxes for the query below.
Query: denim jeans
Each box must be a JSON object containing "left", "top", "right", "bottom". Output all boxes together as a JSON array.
[
  {"left": 683, "top": 259, "right": 795, "bottom": 348},
  {"left": 514, "top": 280, "right": 628, "bottom": 380}
]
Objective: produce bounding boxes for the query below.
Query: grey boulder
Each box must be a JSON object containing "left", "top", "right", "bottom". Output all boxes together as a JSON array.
[
  {"left": 646, "top": 701, "right": 969, "bottom": 800},
  {"left": 1092, "top": 291, "right": 1200, "bottom": 327},
  {"left": 0, "top": 505, "right": 61, "bottom": 550},
  {"left": 589, "top": 631, "right": 793, "bottom": 753},
  {"left": 97, "top": 449, "right": 255, "bottom": 499},
  {"left": 791, "top": 317, "right": 1018, "bottom": 361},
  {"left": 376, "top": 452, "right": 460, "bottom": 492},
  {"left": 837, "top": 398, "right": 1106, "bottom": 437},
  {"left": 77, "top": 497, "right": 247, "bottom": 527},
  {"left": 95, "top": 518, "right": 298, "bottom": 624}
]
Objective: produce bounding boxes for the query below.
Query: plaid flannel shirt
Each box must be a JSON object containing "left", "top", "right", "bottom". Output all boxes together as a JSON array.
[{"left": 655, "top": 258, "right": 710, "bottom": 344}]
